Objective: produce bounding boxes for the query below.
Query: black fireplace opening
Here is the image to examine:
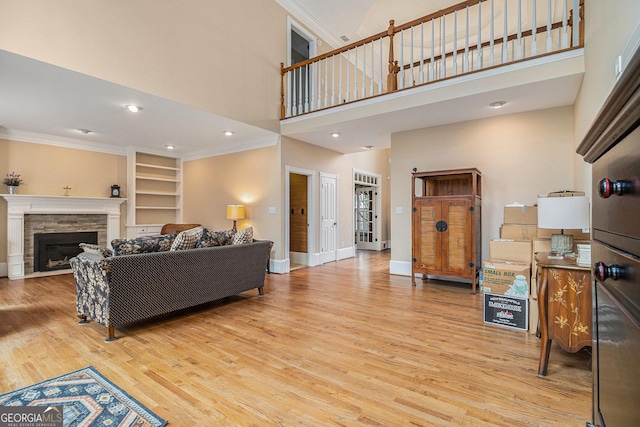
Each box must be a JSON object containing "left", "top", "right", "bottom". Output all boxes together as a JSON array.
[{"left": 34, "top": 231, "right": 98, "bottom": 272}]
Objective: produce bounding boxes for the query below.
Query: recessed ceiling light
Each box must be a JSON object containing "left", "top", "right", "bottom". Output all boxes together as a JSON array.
[
  {"left": 223, "top": 131, "right": 234, "bottom": 136},
  {"left": 489, "top": 101, "right": 507, "bottom": 109},
  {"left": 165, "top": 144, "right": 175, "bottom": 150},
  {"left": 331, "top": 132, "right": 340, "bottom": 138},
  {"left": 77, "top": 129, "right": 92, "bottom": 134},
  {"left": 125, "top": 104, "right": 142, "bottom": 113}
]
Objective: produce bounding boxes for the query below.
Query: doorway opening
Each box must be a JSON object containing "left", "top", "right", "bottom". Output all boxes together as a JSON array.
[
  {"left": 289, "top": 172, "right": 308, "bottom": 270},
  {"left": 287, "top": 17, "right": 317, "bottom": 116},
  {"left": 285, "top": 166, "right": 316, "bottom": 272},
  {"left": 354, "top": 169, "right": 382, "bottom": 251}
]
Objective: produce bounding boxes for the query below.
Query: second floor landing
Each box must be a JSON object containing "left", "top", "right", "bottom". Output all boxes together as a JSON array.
[{"left": 280, "top": 48, "right": 584, "bottom": 153}]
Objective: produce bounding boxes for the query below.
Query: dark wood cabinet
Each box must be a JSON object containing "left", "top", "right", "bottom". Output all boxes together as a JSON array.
[
  {"left": 412, "top": 168, "right": 481, "bottom": 292},
  {"left": 577, "top": 47, "right": 640, "bottom": 427}
]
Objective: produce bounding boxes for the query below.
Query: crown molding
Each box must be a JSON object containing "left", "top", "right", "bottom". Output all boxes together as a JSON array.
[
  {"left": 181, "top": 134, "right": 280, "bottom": 162},
  {"left": 274, "top": 0, "right": 343, "bottom": 49},
  {"left": 1, "top": 127, "right": 280, "bottom": 161},
  {"left": 0, "top": 128, "right": 127, "bottom": 156}
]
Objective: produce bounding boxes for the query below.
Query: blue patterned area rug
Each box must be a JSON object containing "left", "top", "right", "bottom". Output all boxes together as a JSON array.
[{"left": 0, "top": 366, "right": 167, "bottom": 427}]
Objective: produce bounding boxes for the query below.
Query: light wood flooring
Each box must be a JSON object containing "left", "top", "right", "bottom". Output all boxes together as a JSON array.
[{"left": 0, "top": 250, "right": 592, "bottom": 426}]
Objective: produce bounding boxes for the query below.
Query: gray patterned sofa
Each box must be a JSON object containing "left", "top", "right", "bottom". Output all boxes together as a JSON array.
[{"left": 70, "top": 228, "right": 271, "bottom": 341}]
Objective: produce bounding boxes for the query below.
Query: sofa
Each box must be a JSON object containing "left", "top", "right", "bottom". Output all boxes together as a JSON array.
[{"left": 70, "top": 226, "right": 271, "bottom": 341}]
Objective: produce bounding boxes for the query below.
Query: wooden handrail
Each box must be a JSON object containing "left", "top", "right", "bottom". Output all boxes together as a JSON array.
[
  {"left": 401, "top": 21, "right": 566, "bottom": 71},
  {"left": 281, "top": 0, "right": 585, "bottom": 119}
]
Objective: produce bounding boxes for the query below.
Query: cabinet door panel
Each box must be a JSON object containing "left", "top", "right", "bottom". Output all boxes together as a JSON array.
[
  {"left": 415, "top": 201, "right": 440, "bottom": 270},
  {"left": 443, "top": 200, "right": 472, "bottom": 274}
]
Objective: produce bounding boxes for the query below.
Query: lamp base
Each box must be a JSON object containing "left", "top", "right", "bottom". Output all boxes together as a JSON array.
[{"left": 550, "top": 232, "right": 573, "bottom": 257}]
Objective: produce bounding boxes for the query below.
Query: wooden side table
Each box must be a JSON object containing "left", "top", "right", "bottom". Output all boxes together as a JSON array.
[{"left": 536, "top": 253, "right": 592, "bottom": 376}]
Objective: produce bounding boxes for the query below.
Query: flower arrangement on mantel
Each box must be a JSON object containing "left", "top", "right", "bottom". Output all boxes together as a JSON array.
[
  {"left": 3, "top": 171, "right": 23, "bottom": 187},
  {"left": 4, "top": 172, "right": 23, "bottom": 194}
]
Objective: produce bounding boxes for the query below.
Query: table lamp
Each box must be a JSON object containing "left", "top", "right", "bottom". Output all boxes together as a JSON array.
[
  {"left": 226, "top": 204, "right": 245, "bottom": 232},
  {"left": 537, "top": 195, "right": 589, "bottom": 258}
]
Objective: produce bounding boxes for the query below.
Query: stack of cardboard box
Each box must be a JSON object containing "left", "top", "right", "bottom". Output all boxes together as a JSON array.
[
  {"left": 484, "top": 204, "right": 590, "bottom": 334},
  {"left": 482, "top": 206, "right": 536, "bottom": 331}
]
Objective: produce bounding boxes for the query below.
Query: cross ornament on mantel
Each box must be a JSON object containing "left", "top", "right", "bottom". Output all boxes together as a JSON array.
[{"left": 63, "top": 186, "right": 72, "bottom": 196}]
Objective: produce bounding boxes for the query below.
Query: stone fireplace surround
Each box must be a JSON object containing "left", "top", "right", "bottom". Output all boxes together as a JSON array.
[{"left": 2, "top": 195, "right": 125, "bottom": 279}]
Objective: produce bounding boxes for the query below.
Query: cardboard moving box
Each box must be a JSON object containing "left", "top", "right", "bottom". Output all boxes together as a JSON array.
[
  {"left": 504, "top": 205, "right": 537, "bottom": 225},
  {"left": 484, "top": 293, "right": 529, "bottom": 331},
  {"left": 501, "top": 224, "right": 537, "bottom": 240},
  {"left": 536, "top": 228, "right": 590, "bottom": 240},
  {"left": 490, "top": 240, "right": 532, "bottom": 264},
  {"left": 482, "top": 260, "right": 531, "bottom": 297}
]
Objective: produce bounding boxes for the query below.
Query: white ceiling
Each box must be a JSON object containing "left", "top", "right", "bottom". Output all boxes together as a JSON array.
[
  {"left": 0, "top": 1, "right": 582, "bottom": 157},
  {"left": 0, "top": 49, "right": 278, "bottom": 159}
]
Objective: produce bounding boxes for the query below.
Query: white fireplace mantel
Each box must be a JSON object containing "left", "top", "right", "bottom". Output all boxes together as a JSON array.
[{"left": 2, "top": 195, "right": 126, "bottom": 279}]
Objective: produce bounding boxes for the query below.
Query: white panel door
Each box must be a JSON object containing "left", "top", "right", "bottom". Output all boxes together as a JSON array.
[{"left": 320, "top": 173, "right": 337, "bottom": 264}]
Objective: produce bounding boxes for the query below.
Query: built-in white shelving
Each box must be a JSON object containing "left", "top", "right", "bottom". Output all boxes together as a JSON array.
[{"left": 126, "top": 150, "right": 183, "bottom": 237}]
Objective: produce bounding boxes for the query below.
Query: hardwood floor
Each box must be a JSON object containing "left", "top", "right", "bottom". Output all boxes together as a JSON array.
[{"left": 0, "top": 250, "right": 592, "bottom": 426}]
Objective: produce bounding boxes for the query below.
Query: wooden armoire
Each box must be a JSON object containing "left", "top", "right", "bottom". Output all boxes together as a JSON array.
[{"left": 411, "top": 168, "right": 482, "bottom": 293}]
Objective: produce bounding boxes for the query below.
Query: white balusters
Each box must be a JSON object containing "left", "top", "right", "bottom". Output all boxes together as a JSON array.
[
  {"left": 464, "top": 6, "right": 470, "bottom": 73},
  {"left": 399, "top": 29, "right": 405, "bottom": 89},
  {"left": 502, "top": 0, "right": 508, "bottom": 63},
  {"left": 532, "top": 0, "right": 537, "bottom": 56},
  {"left": 490, "top": 0, "right": 495, "bottom": 66},
  {"left": 338, "top": 52, "right": 342, "bottom": 104},
  {"left": 281, "top": 0, "right": 584, "bottom": 118},
  {"left": 441, "top": 15, "right": 446, "bottom": 79},
  {"left": 409, "top": 25, "right": 415, "bottom": 87},
  {"left": 419, "top": 22, "right": 425, "bottom": 84},
  {"left": 430, "top": 18, "right": 435, "bottom": 82},
  {"left": 370, "top": 41, "right": 375, "bottom": 95},
  {"left": 354, "top": 45, "right": 359, "bottom": 101},
  {"left": 477, "top": 1, "right": 483, "bottom": 69},
  {"left": 561, "top": 0, "right": 569, "bottom": 49},
  {"left": 572, "top": 0, "right": 580, "bottom": 47},
  {"left": 517, "top": 0, "right": 523, "bottom": 59},
  {"left": 546, "top": 0, "right": 553, "bottom": 52},
  {"left": 453, "top": 10, "right": 458, "bottom": 76}
]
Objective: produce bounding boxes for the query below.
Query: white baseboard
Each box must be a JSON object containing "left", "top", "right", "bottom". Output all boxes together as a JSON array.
[
  {"left": 389, "top": 260, "right": 412, "bottom": 276},
  {"left": 0, "top": 262, "right": 7, "bottom": 278},
  {"left": 308, "top": 253, "right": 321, "bottom": 267},
  {"left": 290, "top": 251, "right": 307, "bottom": 265},
  {"left": 269, "top": 258, "right": 289, "bottom": 274},
  {"left": 337, "top": 246, "right": 355, "bottom": 260}
]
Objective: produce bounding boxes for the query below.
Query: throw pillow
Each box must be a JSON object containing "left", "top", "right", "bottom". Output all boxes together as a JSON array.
[
  {"left": 196, "top": 228, "right": 236, "bottom": 248},
  {"left": 232, "top": 226, "right": 253, "bottom": 245},
  {"left": 79, "top": 243, "right": 113, "bottom": 258},
  {"left": 111, "top": 234, "right": 177, "bottom": 256},
  {"left": 170, "top": 226, "right": 204, "bottom": 251}
]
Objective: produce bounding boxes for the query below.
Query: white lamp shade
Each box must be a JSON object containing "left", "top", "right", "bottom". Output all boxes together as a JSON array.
[
  {"left": 537, "top": 196, "right": 589, "bottom": 230},
  {"left": 226, "top": 204, "right": 245, "bottom": 220}
]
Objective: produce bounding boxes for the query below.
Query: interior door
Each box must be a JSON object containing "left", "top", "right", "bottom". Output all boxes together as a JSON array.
[
  {"left": 355, "top": 186, "right": 376, "bottom": 250},
  {"left": 320, "top": 173, "right": 337, "bottom": 264}
]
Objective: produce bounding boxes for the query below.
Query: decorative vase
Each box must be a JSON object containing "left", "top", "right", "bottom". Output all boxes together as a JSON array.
[{"left": 7, "top": 185, "right": 17, "bottom": 194}]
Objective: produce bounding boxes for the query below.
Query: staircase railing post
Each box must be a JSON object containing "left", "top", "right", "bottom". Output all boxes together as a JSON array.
[{"left": 386, "top": 20, "right": 399, "bottom": 93}]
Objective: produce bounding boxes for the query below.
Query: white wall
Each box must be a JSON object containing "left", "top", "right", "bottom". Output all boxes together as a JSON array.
[
  {"left": 573, "top": 0, "right": 640, "bottom": 193},
  {"left": 390, "top": 106, "right": 574, "bottom": 273}
]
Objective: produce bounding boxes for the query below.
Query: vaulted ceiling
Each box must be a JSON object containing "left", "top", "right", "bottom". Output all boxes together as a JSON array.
[{"left": 0, "top": 1, "right": 582, "bottom": 157}]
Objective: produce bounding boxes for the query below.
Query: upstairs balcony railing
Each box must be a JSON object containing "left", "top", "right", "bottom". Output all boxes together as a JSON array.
[{"left": 281, "top": 0, "right": 584, "bottom": 119}]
